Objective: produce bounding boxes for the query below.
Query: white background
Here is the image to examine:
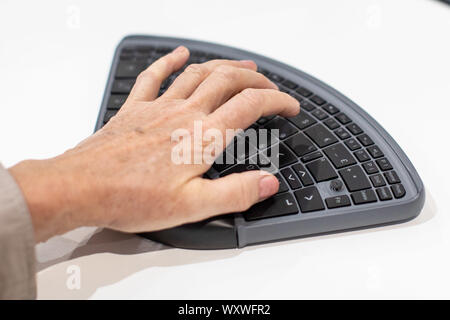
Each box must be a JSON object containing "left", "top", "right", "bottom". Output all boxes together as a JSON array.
[{"left": 1, "top": 0, "right": 450, "bottom": 299}]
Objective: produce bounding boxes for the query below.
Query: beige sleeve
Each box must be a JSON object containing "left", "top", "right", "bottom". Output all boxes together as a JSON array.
[{"left": 0, "top": 163, "right": 36, "bottom": 299}]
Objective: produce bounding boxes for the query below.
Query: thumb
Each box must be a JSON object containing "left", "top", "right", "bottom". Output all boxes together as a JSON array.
[{"left": 189, "top": 170, "right": 279, "bottom": 220}]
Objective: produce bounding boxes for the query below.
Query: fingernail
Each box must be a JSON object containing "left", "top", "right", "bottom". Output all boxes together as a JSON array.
[
  {"left": 259, "top": 175, "right": 279, "bottom": 200},
  {"left": 173, "top": 46, "right": 187, "bottom": 54}
]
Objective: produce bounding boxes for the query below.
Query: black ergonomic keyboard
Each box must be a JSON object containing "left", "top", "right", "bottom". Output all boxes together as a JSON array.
[{"left": 95, "top": 35, "right": 425, "bottom": 249}]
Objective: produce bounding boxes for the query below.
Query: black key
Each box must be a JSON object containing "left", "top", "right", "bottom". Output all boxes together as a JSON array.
[
  {"left": 107, "top": 94, "right": 127, "bottom": 110},
  {"left": 325, "top": 195, "right": 351, "bottom": 209},
  {"left": 391, "top": 184, "right": 406, "bottom": 198},
  {"left": 292, "top": 163, "right": 314, "bottom": 186},
  {"left": 311, "top": 109, "right": 328, "bottom": 120},
  {"left": 306, "top": 158, "right": 338, "bottom": 182},
  {"left": 265, "top": 117, "right": 298, "bottom": 140},
  {"left": 376, "top": 187, "right": 393, "bottom": 201},
  {"left": 281, "top": 167, "right": 302, "bottom": 189},
  {"left": 310, "top": 95, "right": 326, "bottom": 106},
  {"left": 334, "top": 127, "right": 351, "bottom": 140},
  {"left": 322, "top": 104, "right": 340, "bottom": 115},
  {"left": 323, "top": 144, "right": 357, "bottom": 169},
  {"left": 305, "top": 124, "right": 338, "bottom": 148},
  {"left": 116, "top": 60, "right": 146, "bottom": 78},
  {"left": 296, "top": 87, "right": 313, "bottom": 98},
  {"left": 111, "top": 79, "right": 135, "bottom": 94},
  {"left": 284, "top": 133, "right": 317, "bottom": 157},
  {"left": 234, "top": 137, "right": 258, "bottom": 162},
  {"left": 301, "top": 100, "right": 316, "bottom": 112},
  {"left": 357, "top": 134, "right": 374, "bottom": 147},
  {"left": 254, "top": 129, "right": 277, "bottom": 150},
  {"left": 367, "top": 145, "right": 384, "bottom": 158},
  {"left": 282, "top": 79, "right": 298, "bottom": 90},
  {"left": 257, "top": 115, "right": 275, "bottom": 125},
  {"left": 335, "top": 112, "right": 352, "bottom": 124},
  {"left": 301, "top": 151, "right": 323, "bottom": 163},
  {"left": 212, "top": 152, "right": 235, "bottom": 172},
  {"left": 267, "top": 143, "right": 297, "bottom": 168},
  {"left": 324, "top": 118, "right": 340, "bottom": 130},
  {"left": 362, "top": 161, "right": 379, "bottom": 174},
  {"left": 339, "top": 165, "right": 372, "bottom": 192},
  {"left": 354, "top": 149, "right": 370, "bottom": 162},
  {"left": 275, "top": 173, "right": 289, "bottom": 194},
  {"left": 294, "top": 187, "right": 325, "bottom": 213},
  {"left": 268, "top": 73, "right": 284, "bottom": 83},
  {"left": 345, "top": 138, "right": 361, "bottom": 151},
  {"left": 376, "top": 158, "right": 393, "bottom": 171},
  {"left": 288, "top": 112, "right": 317, "bottom": 129},
  {"left": 351, "top": 189, "right": 378, "bottom": 205},
  {"left": 244, "top": 193, "right": 299, "bottom": 221},
  {"left": 384, "top": 171, "right": 401, "bottom": 184},
  {"left": 346, "top": 123, "right": 363, "bottom": 135},
  {"left": 370, "top": 174, "right": 386, "bottom": 187},
  {"left": 103, "top": 110, "right": 117, "bottom": 124},
  {"left": 220, "top": 163, "right": 259, "bottom": 177}
]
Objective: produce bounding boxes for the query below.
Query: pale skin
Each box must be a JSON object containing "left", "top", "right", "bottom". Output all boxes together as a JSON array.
[{"left": 8, "top": 46, "right": 300, "bottom": 243}]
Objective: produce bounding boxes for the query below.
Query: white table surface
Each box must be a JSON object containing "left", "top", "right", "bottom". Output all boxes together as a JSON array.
[{"left": 1, "top": 0, "right": 449, "bottom": 299}]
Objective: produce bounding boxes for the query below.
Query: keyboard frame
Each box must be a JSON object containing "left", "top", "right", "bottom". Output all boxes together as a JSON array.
[{"left": 95, "top": 35, "right": 425, "bottom": 249}]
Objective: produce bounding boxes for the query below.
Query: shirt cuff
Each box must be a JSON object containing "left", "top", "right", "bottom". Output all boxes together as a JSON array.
[{"left": 0, "top": 163, "right": 36, "bottom": 299}]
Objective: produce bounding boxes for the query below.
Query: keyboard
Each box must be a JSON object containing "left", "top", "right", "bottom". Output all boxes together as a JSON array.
[{"left": 95, "top": 35, "right": 425, "bottom": 249}]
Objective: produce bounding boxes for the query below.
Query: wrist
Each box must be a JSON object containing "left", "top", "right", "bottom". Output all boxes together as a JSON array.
[{"left": 8, "top": 158, "right": 88, "bottom": 242}]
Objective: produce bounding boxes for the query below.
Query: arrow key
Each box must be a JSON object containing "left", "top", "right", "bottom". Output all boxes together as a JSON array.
[
  {"left": 244, "top": 193, "right": 299, "bottom": 221},
  {"left": 294, "top": 186, "right": 325, "bottom": 213},
  {"left": 281, "top": 167, "right": 302, "bottom": 189},
  {"left": 292, "top": 163, "right": 314, "bottom": 186}
]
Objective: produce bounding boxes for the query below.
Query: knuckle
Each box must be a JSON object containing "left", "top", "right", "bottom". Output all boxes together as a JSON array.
[
  {"left": 240, "top": 88, "right": 262, "bottom": 106},
  {"left": 213, "top": 65, "right": 238, "bottom": 81},
  {"left": 136, "top": 70, "right": 156, "bottom": 83},
  {"left": 185, "top": 63, "right": 205, "bottom": 78}
]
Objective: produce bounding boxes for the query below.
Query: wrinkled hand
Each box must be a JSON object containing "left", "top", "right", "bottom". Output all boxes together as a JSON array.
[{"left": 9, "top": 46, "right": 300, "bottom": 242}]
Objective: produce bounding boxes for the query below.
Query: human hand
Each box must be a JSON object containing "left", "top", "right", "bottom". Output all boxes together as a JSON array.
[{"left": 9, "top": 46, "right": 300, "bottom": 242}]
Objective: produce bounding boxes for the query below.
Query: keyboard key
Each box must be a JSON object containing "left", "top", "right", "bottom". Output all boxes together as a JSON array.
[
  {"left": 357, "top": 134, "right": 374, "bottom": 146},
  {"left": 324, "top": 118, "right": 340, "bottom": 130},
  {"left": 284, "top": 133, "right": 317, "bottom": 157},
  {"left": 281, "top": 167, "right": 302, "bottom": 189},
  {"left": 116, "top": 60, "right": 147, "bottom": 78},
  {"left": 354, "top": 149, "right": 370, "bottom": 162},
  {"left": 323, "top": 143, "right": 357, "bottom": 169},
  {"left": 335, "top": 112, "right": 352, "bottom": 124},
  {"left": 107, "top": 94, "right": 127, "bottom": 110},
  {"left": 306, "top": 158, "right": 338, "bottom": 182},
  {"left": 244, "top": 193, "right": 299, "bottom": 221},
  {"left": 220, "top": 163, "right": 259, "bottom": 177},
  {"left": 376, "top": 187, "right": 393, "bottom": 201},
  {"left": 282, "top": 79, "right": 298, "bottom": 90},
  {"left": 103, "top": 110, "right": 117, "bottom": 124},
  {"left": 384, "top": 171, "right": 401, "bottom": 184},
  {"left": 367, "top": 145, "right": 384, "bottom": 158},
  {"left": 265, "top": 117, "right": 298, "bottom": 139},
  {"left": 334, "top": 127, "right": 351, "bottom": 140},
  {"left": 322, "top": 104, "right": 340, "bottom": 115},
  {"left": 257, "top": 115, "right": 275, "bottom": 125},
  {"left": 370, "top": 173, "right": 386, "bottom": 187},
  {"left": 346, "top": 123, "right": 363, "bottom": 135},
  {"left": 311, "top": 109, "right": 329, "bottom": 120},
  {"left": 376, "top": 158, "right": 393, "bottom": 171},
  {"left": 345, "top": 138, "right": 361, "bottom": 151},
  {"left": 362, "top": 161, "right": 379, "bottom": 174},
  {"left": 301, "top": 100, "right": 316, "bottom": 112},
  {"left": 292, "top": 163, "right": 314, "bottom": 186},
  {"left": 325, "top": 195, "right": 351, "bottom": 209},
  {"left": 294, "top": 187, "right": 325, "bottom": 213},
  {"left": 296, "top": 87, "right": 313, "bottom": 97},
  {"left": 351, "top": 189, "right": 377, "bottom": 205},
  {"left": 310, "top": 95, "right": 326, "bottom": 106},
  {"left": 391, "top": 183, "right": 406, "bottom": 198},
  {"left": 288, "top": 112, "right": 317, "bottom": 129},
  {"left": 267, "top": 143, "right": 297, "bottom": 168},
  {"left": 275, "top": 173, "right": 289, "bottom": 194},
  {"left": 305, "top": 124, "right": 338, "bottom": 148},
  {"left": 212, "top": 152, "right": 235, "bottom": 172},
  {"left": 301, "top": 151, "right": 323, "bottom": 163},
  {"left": 268, "top": 73, "right": 284, "bottom": 83},
  {"left": 339, "top": 165, "right": 372, "bottom": 192},
  {"left": 111, "top": 79, "right": 135, "bottom": 94}
]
